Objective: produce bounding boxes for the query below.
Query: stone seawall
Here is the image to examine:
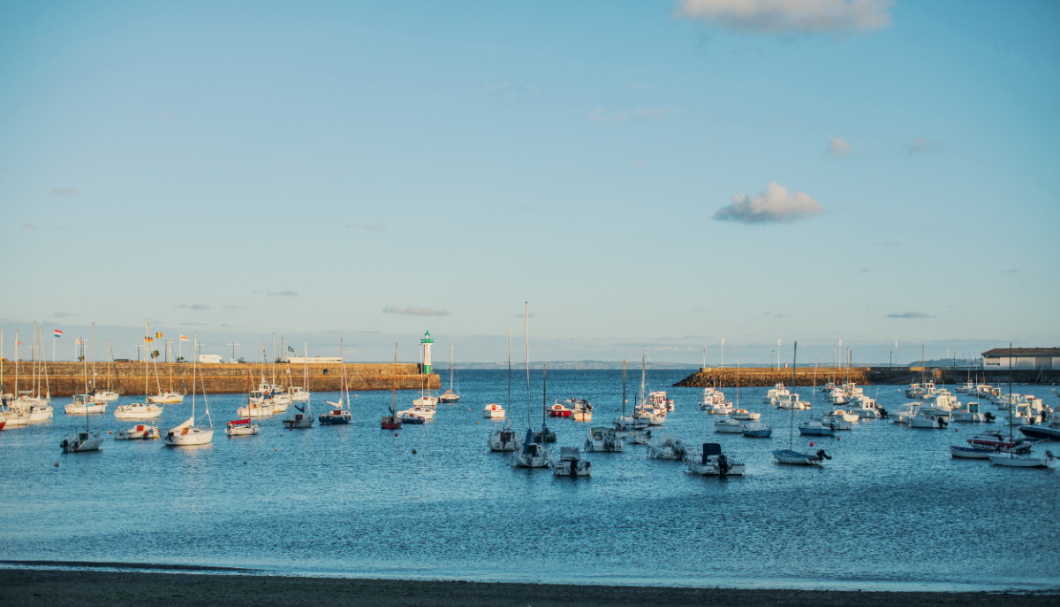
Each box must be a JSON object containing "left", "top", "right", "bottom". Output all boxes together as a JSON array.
[
  {"left": 674, "top": 367, "right": 1060, "bottom": 388},
  {"left": 0, "top": 362, "right": 440, "bottom": 397}
]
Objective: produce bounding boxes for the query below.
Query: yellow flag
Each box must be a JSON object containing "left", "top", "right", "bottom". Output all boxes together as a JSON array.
[{"left": 156, "top": 332, "right": 163, "bottom": 339}]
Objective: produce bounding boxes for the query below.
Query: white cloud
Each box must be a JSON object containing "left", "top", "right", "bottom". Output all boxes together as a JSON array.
[
  {"left": 383, "top": 306, "right": 450, "bottom": 317},
  {"left": 713, "top": 182, "right": 823, "bottom": 224},
  {"left": 906, "top": 137, "right": 945, "bottom": 154},
  {"left": 827, "top": 138, "right": 853, "bottom": 157},
  {"left": 177, "top": 304, "right": 209, "bottom": 310},
  {"left": 23, "top": 223, "right": 40, "bottom": 230},
  {"left": 268, "top": 290, "right": 298, "bottom": 297},
  {"left": 673, "top": 0, "right": 893, "bottom": 33},
  {"left": 886, "top": 312, "right": 933, "bottom": 319}
]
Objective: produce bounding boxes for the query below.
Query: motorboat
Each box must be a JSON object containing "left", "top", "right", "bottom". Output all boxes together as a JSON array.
[
  {"left": 950, "top": 401, "right": 993, "bottom": 423},
  {"left": 568, "top": 398, "right": 593, "bottom": 422},
  {"left": 949, "top": 445, "right": 995, "bottom": 459},
  {"left": 289, "top": 386, "right": 310, "bottom": 402},
  {"left": 699, "top": 387, "right": 725, "bottom": 410},
  {"left": 483, "top": 403, "right": 506, "bottom": 419},
  {"left": 741, "top": 422, "right": 772, "bottom": 438},
  {"left": 988, "top": 449, "right": 1057, "bottom": 469},
  {"left": 225, "top": 418, "right": 260, "bottom": 437},
  {"left": 892, "top": 403, "right": 921, "bottom": 425},
  {"left": 828, "top": 408, "right": 860, "bottom": 423},
  {"left": 730, "top": 408, "right": 760, "bottom": 421},
  {"left": 550, "top": 446, "right": 591, "bottom": 477},
  {"left": 489, "top": 420, "right": 522, "bottom": 452},
  {"left": 763, "top": 383, "right": 790, "bottom": 404},
  {"left": 511, "top": 428, "right": 549, "bottom": 467},
  {"left": 904, "top": 383, "right": 923, "bottom": 398},
  {"left": 647, "top": 432, "right": 689, "bottom": 460},
  {"left": 713, "top": 417, "right": 743, "bottom": 434},
  {"left": 966, "top": 431, "right": 1028, "bottom": 451},
  {"left": 92, "top": 389, "right": 120, "bottom": 402},
  {"left": 798, "top": 418, "right": 836, "bottom": 436},
  {"left": 147, "top": 391, "right": 184, "bottom": 405},
  {"left": 907, "top": 410, "right": 950, "bottom": 429},
  {"left": 583, "top": 426, "right": 624, "bottom": 452},
  {"left": 821, "top": 411, "right": 854, "bottom": 430},
  {"left": 547, "top": 402, "right": 571, "bottom": 418},
  {"left": 399, "top": 411, "right": 426, "bottom": 424},
  {"left": 709, "top": 401, "right": 734, "bottom": 416},
  {"left": 648, "top": 391, "right": 674, "bottom": 412},
  {"left": 848, "top": 395, "right": 882, "bottom": 419},
  {"left": 775, "top": 394, "right": 810, "bottom": 410},
  {"left": 113, "top": 401, "right": 163, "bottom": 420},
  {"left": 772, "top": 448, "right": 831, "bottom": 465},
  {"left": 830, "top": 388, "right": 848, "bottom": 405},
  {"left": 955, "top": 381, "right": 976, "bottom": 394},
  {"left": 61, "top": 430, "right": 104, "bottom": 452},
  {"left": 1018, "top": 411, "right": 1060, "bottom": 441},
  {"left": 282, "top": 407, "right": 315, "bottom": 429},
  {"left": 398, "top": 406, "right": 435, "bottom": 421},
  {"left": 634, "top": 405, "right": 666, "bottom": 426},
  {"left": 64, "top": 394, "right": 107, "bottom": 415},
  {"left": 115, "top": 424, "right": 160, "bottom": 440},
  {"left": 685, "top": 443, "right": 745, "bottom": 476}
]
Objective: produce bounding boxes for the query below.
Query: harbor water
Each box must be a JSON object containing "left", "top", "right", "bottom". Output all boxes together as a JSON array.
[{"left": 1, "top": 369, "right": 1058, "bottom": 591}]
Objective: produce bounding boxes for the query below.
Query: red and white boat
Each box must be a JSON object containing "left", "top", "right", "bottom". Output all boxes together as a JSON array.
[
  {"left": 966, "top": 431, "right": 1026, "bottom": 450},
  {"left": 547, "top": 402, "right": 572, "bottom": 418}
]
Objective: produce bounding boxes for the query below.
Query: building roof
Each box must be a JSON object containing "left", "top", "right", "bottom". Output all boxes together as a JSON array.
[{"left": 981, "top": 347, "right": 1060, "bottom": 357}]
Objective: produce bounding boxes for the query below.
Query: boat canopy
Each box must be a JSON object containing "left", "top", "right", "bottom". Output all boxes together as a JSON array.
[
  {"left": 560, "top": 446, "right": 580, "bottom": 460},
  {"left": 701, "top": 443, "right": 723, "bottom": 456}
]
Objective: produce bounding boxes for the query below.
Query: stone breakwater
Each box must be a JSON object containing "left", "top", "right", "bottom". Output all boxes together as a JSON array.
[
  {"left": 674, "top": 366, "right": 1060, "bottom": 388},
  {"left": 0, "top": 362, "right": 440, "bottom": 397}
]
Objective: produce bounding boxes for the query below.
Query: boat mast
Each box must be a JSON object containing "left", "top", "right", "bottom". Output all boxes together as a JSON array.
[
  {"left": 391, "top": 343, "right": 398, "bottom": 416},
  {"left": 621, "top": 359, "right": 627, "bottom": 417},
  {"left": 507, "top": 329, "right": 512, "bottom": 411},
  {"left": 1007, "top": 342, "right": 1013, "bottom": 441},
  {"left": 542, "top": 363, "right": 547, "bottom": 426},
  {"left": 736, "top": 358, "right": 740, "bottom": 408},
  {"left": 449, "top": 338, "right": 455, "bottom": 393},
  {"left": 789, "top": 341, "right": 797, "bottom": 451},
  {"left": 91, "top": 321, "right": 96, "bottom": 393},
  {"left": 525, "top": 302, "right": 530, "bottom": 430}
]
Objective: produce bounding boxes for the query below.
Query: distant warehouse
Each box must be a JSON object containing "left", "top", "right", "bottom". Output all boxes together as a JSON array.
[
  {"left": 288, "top": 356, "right": 343, "bottom": 364},
  {"left": 982, "top": 347, "right": 1060, "bottom": 370}
]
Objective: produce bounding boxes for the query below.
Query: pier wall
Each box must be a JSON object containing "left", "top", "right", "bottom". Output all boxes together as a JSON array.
[
  {"left": 0, "top": 362, "right": 440, "bottom": 397},
  {"left": 674, "top": 367, "right": 1060, "bottom": 388}
]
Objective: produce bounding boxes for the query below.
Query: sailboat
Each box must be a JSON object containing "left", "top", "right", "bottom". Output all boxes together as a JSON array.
[
  {"left": 511, "top": 303, "right": 549, "bottom": 468},
  {"left": 65, "top": 338, "right": 107, "bottom": 415},
  {"left": 532, "top": 364, "right": 556, "bottom": 443},
  {"left": 60, "top": 400, "right": 104, "bottom": 453},
  {"left": 614, "top": 359, "right": 649, "bottom": 442},
  {"left": 989, "top": 344, "right": 1057, "bottom": 469},
  {"left": 10, "top": 325, "right": 54, "bottom": 421},
  {"left": 163, "top": 335, "right": 214, "bottom": 446},
  {"left": 438, "top": 338, "right": 461, "bottom": 403},
  {"left": 632, "top": 353, "right": 666, "bottom": 426},
  {"left": 772, "top": 342, "right": 832, "bottom": 466},
  {"left": 114, "top": 325, "right": 164, "bottom": 420},
  {"left": 145, "top": 320, "right": 184, "bottom": 404},
  {"left": 740, "top": 360, "right": 772, "bottom": 437},
  {"left": 283, "top": 344, "right": 315, "bottom": 429},
  {"left": 226, "top": 369, "right": 261, "bottom": 436},
  {"left": 93, "top": 341, "right": 121, "bottom": 402},
  {"left": 319, "top": 339, "right": 353, "bottom": 425},
  {"left": 381, "top": 343, "right": 402, "bottom": 430},
  {"left": 489, "top": 330, "right": 522, "bottom": 452},
  {"left": 411, "top": 333, "right": 438, "bottom": 408}
]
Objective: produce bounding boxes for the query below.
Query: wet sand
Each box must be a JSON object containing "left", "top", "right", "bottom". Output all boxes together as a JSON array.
[{"left": 0, "top": 567, "right": 1056, "bottom": 607}]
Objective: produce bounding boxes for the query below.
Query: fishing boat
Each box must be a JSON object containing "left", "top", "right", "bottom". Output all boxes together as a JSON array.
[
  {"left": 319, "top": 340, "right": 353, "bottom": 425},
  {"left": 489, "top": 330, "right": 522, "bottom": 452},
  {"left": 773, "top": 342, "right": 831, "bottom": 466},
  {"left": 115, "top": 424, "right": 160, "bottom": 440},
  {"left": 547, "top": 402, "right": 571, "bottom": 418},
  {"left": 437, "top": 338, "right": 461, "bottom": 403},
  {"left": 570, "top": 398, "right": 593, "bottom": 422},
  {"left": 511, "top": 304, "right": 549, "bottom": 468},
  {"left": 283, "top": 345, "right": 315, "bottom": 429},
  {"left": 685, "top": 443, "right": 745, "bottom": 477},
  {"left": 647, "top": 391, "right": 674, "bottom": 412},
  {"left": 163, "top": 336, "right": 214, "bottom": 447},
  {"left": 647, "top": 432, "right": 689, "bottom": 460},
  {"left": 550, "top": 446, "right": 591, "bottom": 477},
  {"left": 583, "top": 425, "right": 624, "bottom": 452},
  {"left": 381, "top": 343, "right": 402, "bottom": 430},
  {"left": 483, "top": 403, "right": 506, "bottom": 419}
]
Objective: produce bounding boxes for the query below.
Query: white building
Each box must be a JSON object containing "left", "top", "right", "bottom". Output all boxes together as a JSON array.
[
  {"left": 287, "top": 356, "right": 343, "bottom": 364},
  {"left": 981, "top": 348, "right": 1060, "bottom": 370},
  {"left": 198, "top": 354, "right": 224, "bottom": 364}
]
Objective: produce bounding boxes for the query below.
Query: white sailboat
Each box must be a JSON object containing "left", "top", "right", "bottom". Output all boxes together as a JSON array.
[
  {"left": 319, "top": 339, "right": 353, "bottom": 425},
  {"left": 438, "top": 338, "right": 461, "bottom": 403},
  {"left": 115, "top": 424, "right": 160, "bottom": 440},
  {"left": 489, "top": 329, "right": 523, "bottom": 452},
  {"left": 60, "top": 383, "right": 103, "bottom": 453},
  {"left": 283, "top": 344, "right": 315, "bottom": 429},
  {"left": 163, "top": 335, "right": 214, "bottom": 446},
  {"left": 512, "top": 303, "right": 549, "bottom": 468},
  {"left": 65, "top": 338, "right": 107, "bottom": 415},
  {"left": 773, "top": 342, "right": 832, "bottom": 466}
]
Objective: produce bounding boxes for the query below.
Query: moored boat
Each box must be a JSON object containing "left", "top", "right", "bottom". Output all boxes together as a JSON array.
[{"left": 685, "top": 443, "right": 744, "bottom": 476}]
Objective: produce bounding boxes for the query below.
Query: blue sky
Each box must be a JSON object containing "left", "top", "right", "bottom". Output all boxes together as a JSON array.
[{"left": 2, "top": 1, "right": 1058, "bottom": 365}]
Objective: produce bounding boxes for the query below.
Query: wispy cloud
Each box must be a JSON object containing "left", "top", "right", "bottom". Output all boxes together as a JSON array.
[
  {"left": 713, "top": 182, "right": 822, "bottom": 224},
  {"left": 589, "top": 107, "right": 670, "bottom": 122},
  {"left": 177, "top": 304, "right": 209, "bottom": 310},
  {"left": 344, "top": 223, "right": 385, "bottom": 232},
  {"left": 383, "top": 305, "right": 450, "bottom": 317},
  {"left": 906, "top": 137, "right": 945, "bottom": 154},
  {"left": 673, "top": 0, "right": 894, "bottom": 34},
  {"left": 53, "top": 311, "right": 77, "bottom": 318},
  {"left": 886, "top": 312, "right": 934, "bottom": 319},
  {"left": 51, "top": 187, "right": 79, "bottom": 196},
  {"left": 827, "top": 138, "right": 853, "bottom": 157},
  {"left": 179, "top": 322, "right": 207, "bottom": 326},
  {"left": 1000, "top": 268, "right": 1019, "bottom": 274},
  {"left": 858, "top": 267, "right": 870, "bottom": 273},
  {"left": 223, "top": 305, "right": 243, "bottom": 310},
  {"left": 268, "top": 290, "right": 298, "bottom": 297},
  {"left": 23, "top": 223, "right": 40, "bottom": 230}
]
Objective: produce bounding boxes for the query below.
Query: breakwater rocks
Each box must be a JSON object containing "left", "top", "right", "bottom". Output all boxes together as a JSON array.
[
  {"left": 674, "top": 367, "right": 1060, "bottom": 388},
  {"left": 0, "top": 362, "right": 440, "bottom": 397}
]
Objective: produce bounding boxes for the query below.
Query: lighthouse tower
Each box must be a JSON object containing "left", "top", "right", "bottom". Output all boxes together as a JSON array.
[{"left": 420, "top": 331, "right": 434, "bottom": 374}]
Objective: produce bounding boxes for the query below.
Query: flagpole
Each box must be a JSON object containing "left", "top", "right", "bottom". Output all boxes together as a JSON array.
[{"left": 52, "top": 333, "right": 56, "bottom": 362}]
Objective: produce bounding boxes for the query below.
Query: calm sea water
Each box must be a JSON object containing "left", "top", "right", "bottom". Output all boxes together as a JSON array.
[{"left": 2, "top": 369, "right": 1058, "bottom": 592}]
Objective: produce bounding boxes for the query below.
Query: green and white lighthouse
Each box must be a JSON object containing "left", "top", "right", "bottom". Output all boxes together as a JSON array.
[{"left": 420, "top": 330, "right": 434, "bottom": 374}]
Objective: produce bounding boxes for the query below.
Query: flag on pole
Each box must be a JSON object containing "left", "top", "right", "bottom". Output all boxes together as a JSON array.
[
  {"left": 156, "top": 332, "right": 163, "bottom": 339},
  {"left": 54, "top": 329, "right": 63, "bottom": 337},
  {"left": 145, "top": 336, "right": 153, "bottom": 342},
  {"left": 288, "top": 346, "right": 295, "bottom": 354},
  {"left": 179, "top": 335, "right": 189, "bottom": 342},
  {"left": 75, "top": 339, "right": 83, "bottom": 345}
]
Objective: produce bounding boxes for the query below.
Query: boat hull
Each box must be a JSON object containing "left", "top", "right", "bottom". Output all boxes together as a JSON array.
[
  {"left": 772, "top": 449, "right": 824, "bottom": 465},
  {"left": 949, "top": 445, "right": 994, "bottom": 459},
  {"left": 1018, "top": 425, "right": 1060, "bottom": 441},
  {"left": 988, "top": 451, "right": 1057, "bottom": 468}
]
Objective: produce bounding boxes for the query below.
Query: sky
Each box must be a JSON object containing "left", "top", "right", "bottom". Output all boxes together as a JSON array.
[{"left": 2, "top": 0, "right": 1058, "bottom": 366}]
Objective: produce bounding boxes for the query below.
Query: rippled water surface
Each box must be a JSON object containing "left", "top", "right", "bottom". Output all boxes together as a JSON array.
[{"left": 2, "top": 370, "right": 1058, "bottom": 591}]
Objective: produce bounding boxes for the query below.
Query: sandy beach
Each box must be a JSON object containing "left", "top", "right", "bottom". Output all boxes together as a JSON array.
[{"left": 1, "top": 567, "right": 1056, "bottom": 607}]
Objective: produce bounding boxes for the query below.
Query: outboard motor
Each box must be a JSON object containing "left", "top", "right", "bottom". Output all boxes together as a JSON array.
[
  {"left": 717, "top": 453, "right": 729, "bottom": 478},
  {"left": 938, "top": 417, "right": 948, "bottom": 429},
  {"left": 985, "top": 411, "right": 995, "bottom": 423},
  {"left": 816, "top": 449, "right": 832, "bottom": 460},
  {"left": 879, "top": 407, "right": 889, "bottom": 419}
]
